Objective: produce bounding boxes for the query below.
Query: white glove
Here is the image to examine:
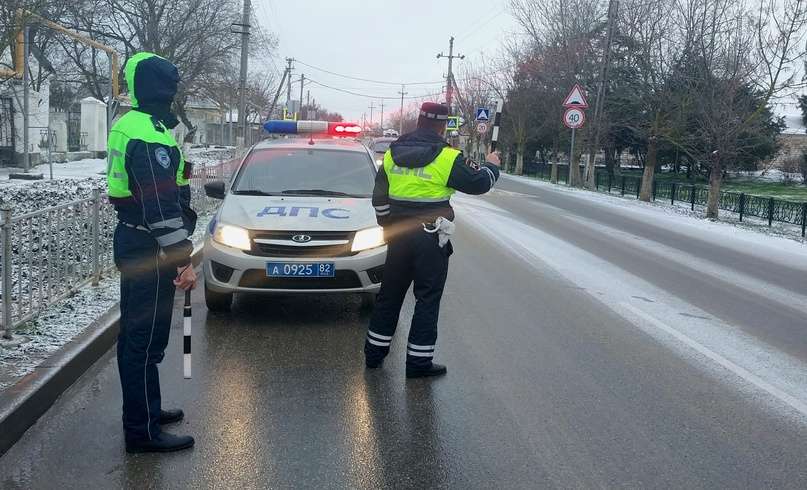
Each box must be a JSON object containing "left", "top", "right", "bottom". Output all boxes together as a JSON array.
[{"left": 423, "top": 216, "right": 455, "bottom": 248}]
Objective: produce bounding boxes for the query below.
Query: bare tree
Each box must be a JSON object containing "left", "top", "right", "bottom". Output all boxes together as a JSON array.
[{"left": 681, "top": 0, "right": 807, "bottom": 218}]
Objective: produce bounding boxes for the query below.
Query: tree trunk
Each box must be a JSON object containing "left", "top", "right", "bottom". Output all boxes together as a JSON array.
[
  {"left": 515, "top": 148, "right": 524, "bottom": 175},
  {"left": 551, "top": 162, "right": 559, "bottom": 183},
  {"left": 706, "top": 156, "right": 722, "bottom": 219},
  {"left": 639, "top": 136, "right": 657, "bottom": 202}
]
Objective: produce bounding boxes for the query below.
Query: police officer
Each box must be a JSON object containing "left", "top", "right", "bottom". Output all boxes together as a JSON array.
[
  {"left": 364, "top": 102, "right": 500, "bottom": 378},
  {"left": 107, "top": 52, "right": 197, "bottom": 453}
]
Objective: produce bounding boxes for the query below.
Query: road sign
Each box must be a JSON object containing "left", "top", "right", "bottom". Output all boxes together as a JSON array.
[
  {"left": 563, "top": 107, "right": 586, "bottom": 129},
  {"left": 562, "top": 84, "right": 589, "bottom": 109},
  {"left": 475, "top": 107, "right": 490, "bottom": 121},
  {"left": 476, "top": 122, "right": 488, "bottom": 134},
  {"left": 447, "top": 116, "right": 460, "bottom": 130}
]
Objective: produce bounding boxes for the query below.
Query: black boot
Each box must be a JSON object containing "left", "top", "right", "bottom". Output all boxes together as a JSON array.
[
  {"left": 126, "top": 432, "right": 195, "bottom": 454},
  {"left": 366, "top": 358, "right": 384, "bottom": 369},
  {"left": 160, "top": 409, "right": 184, "bottom": 425},
  {"left": 406, "top": 363, "right": 447, "bottom": 379}
]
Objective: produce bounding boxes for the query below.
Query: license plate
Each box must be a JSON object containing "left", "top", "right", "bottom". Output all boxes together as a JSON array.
[{"left": 266, "top": 262, "right": 335, "bottom": 278}]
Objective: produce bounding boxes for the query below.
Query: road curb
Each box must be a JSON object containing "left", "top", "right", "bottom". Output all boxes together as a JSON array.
[{"left": 0, "top": 245, "right": 204, "bottom": 457}]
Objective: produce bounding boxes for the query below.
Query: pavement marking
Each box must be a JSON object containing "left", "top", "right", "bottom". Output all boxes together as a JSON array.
[{"left": 622, "top": 302, "right": 807, "bottom": 419}]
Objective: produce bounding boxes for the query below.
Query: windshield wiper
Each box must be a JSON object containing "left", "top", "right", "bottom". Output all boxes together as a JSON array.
[
  {"left": 232, "top": 189, "right": 281, "bottom": 196},
  {"left": 281, "top": 189, "right": 364, "bottom": 198}
]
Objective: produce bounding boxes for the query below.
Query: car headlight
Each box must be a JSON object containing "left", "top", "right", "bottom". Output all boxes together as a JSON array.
[
  {"left": 352, "top": 226, "right": 385, "bottom": 252},
  {"left": 375, "top": 159, "right": 383, "bottom": 167},
  {"left": 213, "top": 223, "right": 251, "bottom": 250}
]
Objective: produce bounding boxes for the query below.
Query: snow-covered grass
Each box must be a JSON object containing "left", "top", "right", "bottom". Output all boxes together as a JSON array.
[
  {"left": 506, "top": 174, "right": 807, "bottom": 244},
  {"left": 0, "top": 210, "right": 214, "bottom": 391}
]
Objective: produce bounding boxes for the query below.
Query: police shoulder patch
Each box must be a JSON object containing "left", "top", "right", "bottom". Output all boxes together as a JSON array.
[
  {"left": 465, "top": 158, "right": 481, "bottom": 171},
  {"left": 155, "top": 147, "right": 172, "bottom": 169}
]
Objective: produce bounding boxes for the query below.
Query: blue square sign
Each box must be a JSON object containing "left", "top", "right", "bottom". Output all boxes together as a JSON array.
[{"left": 475, "top": 107, "right": 490, "bottom": 121}]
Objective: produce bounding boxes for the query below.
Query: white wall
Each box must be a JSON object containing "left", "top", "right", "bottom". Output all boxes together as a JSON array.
[
  {"left": 80, "top": 97, "right": 107, "bottom": 153},
  {"left": 2, "top": 79, "right": 50, "bottom": 165}
]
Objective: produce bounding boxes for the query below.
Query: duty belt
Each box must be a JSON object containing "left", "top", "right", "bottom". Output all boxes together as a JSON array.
[{"left": 121, "top": 222, "right": 149, "bottom": 232}]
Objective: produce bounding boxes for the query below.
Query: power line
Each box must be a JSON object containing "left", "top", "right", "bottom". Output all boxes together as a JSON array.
[
  {"left": 295, "top": 59, "right": 444, "bottom": 86},
  {"left": 306, "top": 78, "right": 443, "bottom": 101}
]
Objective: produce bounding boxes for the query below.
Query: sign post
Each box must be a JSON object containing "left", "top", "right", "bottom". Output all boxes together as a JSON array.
[{"left": 562, "top": 85, "right": 588, "bottom": 186}]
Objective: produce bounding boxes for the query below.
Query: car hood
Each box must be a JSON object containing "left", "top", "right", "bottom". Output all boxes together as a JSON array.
[{"left": 216, "top": 195, "right": 377, "bottom": 232}]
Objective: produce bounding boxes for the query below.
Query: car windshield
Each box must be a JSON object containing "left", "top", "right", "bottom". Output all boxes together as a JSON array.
[
  {"left": 232, "top": 148, "right": 375, "bottom": 198},
  {"left": 371, "top": 141, "right": 391, "bottom": 153}
]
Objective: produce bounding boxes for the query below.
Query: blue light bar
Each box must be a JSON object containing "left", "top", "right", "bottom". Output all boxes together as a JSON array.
[{"left": 264, "top": 120, "right": 298, "bottom": 134}]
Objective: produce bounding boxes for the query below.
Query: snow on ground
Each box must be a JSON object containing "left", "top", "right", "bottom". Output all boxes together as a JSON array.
[
  {"left": 0, "top": 159, "right": 107, "bottom": 184},
  {"left": 454, "top": 195, "right": 807, "bottom": 422},
  {"left": 504, "top": 174, "right": 807, "bottom": 253},
  {"left": 730, "top": 169, "right": 805, "bottom": 183}
]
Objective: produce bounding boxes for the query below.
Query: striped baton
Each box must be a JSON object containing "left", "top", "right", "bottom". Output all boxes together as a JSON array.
[
  {"left": 183, "top": 290, "right": 192, "bottom": 379},
  {"left": 490, "top": 99, "right": 504, "bottom": 152}
]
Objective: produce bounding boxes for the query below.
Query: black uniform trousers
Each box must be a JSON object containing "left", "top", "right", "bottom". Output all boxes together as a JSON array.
[
  {"left": 113, "top": 224, "right": 177, "bottom": 442},
  {"left": 365, "top": 227, "right": 451, "bottom": 367}
]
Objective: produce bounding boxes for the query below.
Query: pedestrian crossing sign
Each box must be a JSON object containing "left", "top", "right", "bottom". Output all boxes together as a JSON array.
[
  {"left": 476, "top": 107, "right": 490, "bottom": 121},
  {"left": 447, "top": 116, "right": 460, "bottom": 130}
]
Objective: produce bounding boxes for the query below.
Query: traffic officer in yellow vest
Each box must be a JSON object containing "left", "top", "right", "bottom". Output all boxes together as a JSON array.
[
  {"left": 107, "top": 52, "right": 197, "bottom": 453},
  {"left": 365, "top": 102, "right": 500, "bottom": 378}
]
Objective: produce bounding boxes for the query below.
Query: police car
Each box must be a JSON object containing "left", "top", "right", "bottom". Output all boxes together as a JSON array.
[{"left": 202, "top": 120, "right": 386, "bottom": 311}]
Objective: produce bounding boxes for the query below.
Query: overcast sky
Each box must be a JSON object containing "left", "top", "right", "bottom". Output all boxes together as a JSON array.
[{"left": 253, "top": 0, "right": 517, "bottom": 124}]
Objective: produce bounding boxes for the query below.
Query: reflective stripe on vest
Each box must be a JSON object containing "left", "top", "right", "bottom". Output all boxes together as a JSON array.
[
  {"left": 383, "top": 146, "right": 459, "bottom": 202},
  {"left": 107, "top": 110, "right": 187, "bottom": 198}
]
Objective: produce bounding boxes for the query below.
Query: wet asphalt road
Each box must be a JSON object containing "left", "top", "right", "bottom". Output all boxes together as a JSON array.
[{"left": 2, "top": 176, "right": 807, "bottom": 489}]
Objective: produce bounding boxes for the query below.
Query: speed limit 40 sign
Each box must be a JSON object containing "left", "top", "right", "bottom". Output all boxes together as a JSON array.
[{"left": 563, "top": 107, "right": 586, "bottom": 129}]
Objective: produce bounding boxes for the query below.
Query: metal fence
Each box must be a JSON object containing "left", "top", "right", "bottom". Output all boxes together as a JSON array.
[
  {"left": 522, "top": 164, "right": 807, "bottom": 237},
  {"left": 0, "top": 156, "right": 234, "bottom": 337}
]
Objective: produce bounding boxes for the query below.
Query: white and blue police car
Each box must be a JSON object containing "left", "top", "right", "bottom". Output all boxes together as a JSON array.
[{"left": 202, "top": 120, "right": 386, "bottom": 311}]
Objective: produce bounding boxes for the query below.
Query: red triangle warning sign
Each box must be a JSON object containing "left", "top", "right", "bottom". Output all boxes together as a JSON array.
[{"left": 562, "top": 84, "right": 589, "bottom": 109}]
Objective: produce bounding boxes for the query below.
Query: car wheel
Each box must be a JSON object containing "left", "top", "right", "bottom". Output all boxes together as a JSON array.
[{"left": 205, "top": 282, "right": 233, "bottom": 312}]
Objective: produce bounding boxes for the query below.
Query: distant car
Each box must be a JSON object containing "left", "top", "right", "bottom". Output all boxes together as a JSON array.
[
  {"left": 202, "top": 121, "right": 387, "bottom": 312},
  {"left": 368, "top": 137, "right": 397, "bottom": 167},
  {"left": 383, "top": 129, "right": 399, "bottom": 138}
]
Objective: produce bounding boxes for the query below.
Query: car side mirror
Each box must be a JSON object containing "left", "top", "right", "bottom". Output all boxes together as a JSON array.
[{"left": 204, "top": 181, "right": 226, "bottom": 199}]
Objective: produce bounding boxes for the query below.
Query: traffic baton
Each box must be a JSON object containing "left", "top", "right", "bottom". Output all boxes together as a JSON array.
[
  {"left": 183, "top": 290, "right": 192, "bottom": 379},
  {"left": 490, "top": 99, "right": 504, "bottom": 152}
]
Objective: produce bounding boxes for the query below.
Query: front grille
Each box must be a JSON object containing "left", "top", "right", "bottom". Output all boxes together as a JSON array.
[
  {"left": 245, "top": 230, "right": 355, "bottom": 258},
  {"left": 238, "top": 269, "right": 362, "bottom": 290}
]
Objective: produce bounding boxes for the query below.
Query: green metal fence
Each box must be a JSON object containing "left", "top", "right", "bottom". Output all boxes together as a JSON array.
[{"left": 520, "top": 164, "right": 807, "bottom": 237}]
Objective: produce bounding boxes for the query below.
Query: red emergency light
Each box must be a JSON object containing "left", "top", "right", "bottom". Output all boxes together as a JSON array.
[{"left": 327, "top": 122, "right": 362, "bottom": 136}]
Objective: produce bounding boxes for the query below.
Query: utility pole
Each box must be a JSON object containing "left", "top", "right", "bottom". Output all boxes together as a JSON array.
[
  {"left": 368, "top": 101, "right": 375, "bottom": 131},
  {"left": 585, "top": 0, "right": 618, "bottom": 189},
  {"left": 398, "top": 84, "right": 407, "bottom": 134},
  {"left": 380, "top": 101, "right": 384, "bottom": 132},
  {"left": 299, "top": 73, "right": 305, "bottom": 120},
  {"left": 267, "top": 64, "right": 289, "bottom": 120},
  {"left": 437, "top": 36, "right": 464, "bottom": 114},
  {"left": 22, "top": 25, "right": 30, "bottom": 172},
  {"left": 234, "top": 0, "right": 251, "bottom": 147},
  {"left": 285, "top": 57, "right": 294, "bottom": 113},
  {"left": 306, "top": 89, "right": 310, "bottom": 119}
]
